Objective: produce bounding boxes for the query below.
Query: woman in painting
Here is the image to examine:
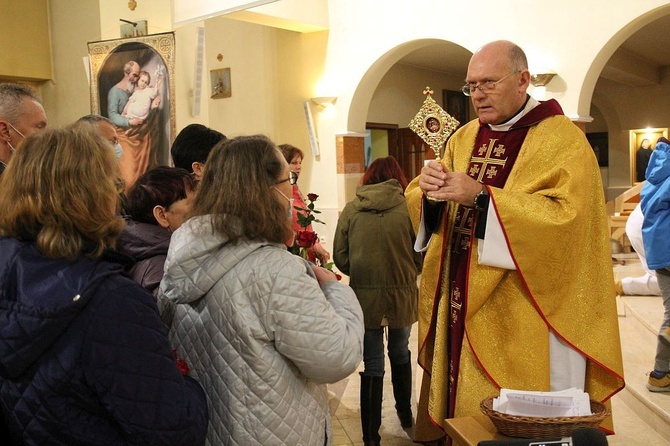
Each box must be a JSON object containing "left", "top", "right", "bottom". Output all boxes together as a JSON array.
[
  {"left": 636, "top": 138, "right": 653, "bottom": 182},
  {"left": 107, "top": 58, "right": 165, "bottom": 193}
]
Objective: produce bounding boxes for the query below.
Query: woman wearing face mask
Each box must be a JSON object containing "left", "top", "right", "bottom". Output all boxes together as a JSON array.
[
  {"left": 159, "top": 134, "right": 364, "bottom": 446},
  {"left": 117, "top": 165, "right": 196, "bottom": 299}
]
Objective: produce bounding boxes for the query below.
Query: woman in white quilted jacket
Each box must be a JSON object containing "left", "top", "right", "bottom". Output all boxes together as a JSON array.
[{"left": 159, "top": 134, "right": 365, "bottom": 446}]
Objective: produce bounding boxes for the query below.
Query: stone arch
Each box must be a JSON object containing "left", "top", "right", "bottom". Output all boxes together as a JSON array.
[
  {"left": 578, "top": 6, "right": 670, "bottom": 117},
  {"left": 581, "top": 5, "right": 670, "bottom": 194},
  {"left": 346, "top": 39, "right": 472, "bottom": 133}
]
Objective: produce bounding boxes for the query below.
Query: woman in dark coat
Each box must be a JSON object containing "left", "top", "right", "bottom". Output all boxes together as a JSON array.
[
  {"left": 0, "top": 127, "right": 208, "bottom": 445},
  {"left": 118, "top": 165, "right": 196, "bottom": 297},
  {"left": 333, "top": 156, "right": 422, "bottom": 446}
]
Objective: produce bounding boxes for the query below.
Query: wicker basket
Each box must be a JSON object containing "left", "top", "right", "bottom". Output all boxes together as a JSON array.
[{"left": 480, "top": 396, "right": 610, "bottom": 438}]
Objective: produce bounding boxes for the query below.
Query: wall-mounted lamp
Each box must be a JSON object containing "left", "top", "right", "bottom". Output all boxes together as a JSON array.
[
  {"left": 530, "top": 71, "right": 557, "bottom": 87},
  {"left": 310, "top": 96, "right": 337, "bottom": 109}
]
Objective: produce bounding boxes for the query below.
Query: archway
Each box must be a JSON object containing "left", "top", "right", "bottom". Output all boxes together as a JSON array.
[{"left": 337, "top": 40, "right": 472, "bottom": 204}]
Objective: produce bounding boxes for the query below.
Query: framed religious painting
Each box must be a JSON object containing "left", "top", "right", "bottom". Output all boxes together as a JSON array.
[
  {"left": 442, "top": 89, "right": 469, "bottom": 129},
  {"left": 88, "top": 32, "right": 176, "bottom": 193},
  {"left": 629, "top": 127, "right": 667, "bottom": 184},
  {"left": 210, "top": 68, "right": 232, "bottom": 99}
]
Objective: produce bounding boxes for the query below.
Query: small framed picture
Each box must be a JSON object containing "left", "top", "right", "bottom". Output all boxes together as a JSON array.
[
  {"left": 211, "top": 68, "right": 231, "bottom": 99},
  {"left": 120, "top": 20, "right": 148, "bottom": 39},
  {"left": 425, "top": 115, "right": 442, "bottom": 134}
]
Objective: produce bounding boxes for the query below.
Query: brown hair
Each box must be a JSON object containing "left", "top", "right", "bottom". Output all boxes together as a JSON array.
[
  {"left": 278, "top": 143, "right": 304, "bottom": 165},
  {"left": 192, "top": 134, "right": 292, "bottom": 244},
  {"left": 0, "top": 127, "right": 124, "bottom": 260}
]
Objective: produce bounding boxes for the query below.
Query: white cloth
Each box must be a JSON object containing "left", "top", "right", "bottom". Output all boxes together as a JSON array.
[
  {"left": 549, "top": 331, "right": 586, "bottom": 391},
  {"left": 477, "top": 199, "right": 515, "bottom": 270},
  {"left": 622, "top": 204, "right": 660, "bottom": 295},
  {"left": 160, "top": 215, "right": 364, "bottom": 446},
  {"left": 124, "top": 86, "right": 158, "bottom": 120}
]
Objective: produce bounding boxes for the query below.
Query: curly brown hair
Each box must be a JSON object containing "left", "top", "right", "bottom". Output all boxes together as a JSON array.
[
  {"left": 0, "top": 127, "right": 124, "bottom": 260},
  {"left": 192, "top": 134, "right": 292, "bottom": 244}
]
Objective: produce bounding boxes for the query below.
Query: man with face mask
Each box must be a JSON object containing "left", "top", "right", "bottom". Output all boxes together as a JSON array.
[
  {"left": 76, "top": 114, "right": 124, "bottom": 161},
  {"left": 0, "top": 83, "right": 48, "bottom": 175}
]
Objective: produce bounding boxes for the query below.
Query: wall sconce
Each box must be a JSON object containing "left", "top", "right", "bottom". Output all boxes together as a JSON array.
[
  {"left": 310, "top": 96, "right": 337, "bottom": 109},
  {"left": 530, "top": 71, "right": 557, "bottom": 87}
]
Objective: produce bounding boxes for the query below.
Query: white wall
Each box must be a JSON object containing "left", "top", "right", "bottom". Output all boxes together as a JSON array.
[
  {"left": 309, "top": 0, "right": 670, "bottom": 217},
  {"left": 367, "top": 63, "right": 469, "bottom": 127},
  {"left": 40, "top": 0, "right": 670, "bottom": 219}
]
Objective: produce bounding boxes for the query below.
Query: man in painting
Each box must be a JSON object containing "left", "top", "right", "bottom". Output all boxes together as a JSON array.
[
  {"left": 0, "top": 83, "right": 48, "bottom": 176},
  {"left": 108, "top": 61, "right": 142, "bottom": 128},
  {"left": 107, "top": 60, "right": 163, "bottom": 193}
]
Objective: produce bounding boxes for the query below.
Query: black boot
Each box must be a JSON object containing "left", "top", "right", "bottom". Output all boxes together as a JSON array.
[
  {"left": 390, "top": 355, "right": 413, "bottom": 428},
  {"left": 360, "top": 372, "right": 383, "bottom": 446}
]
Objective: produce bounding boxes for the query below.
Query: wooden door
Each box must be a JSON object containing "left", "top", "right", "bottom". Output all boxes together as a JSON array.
[{"left": 399, "top": 127, "right": 436, "bottom": 181}]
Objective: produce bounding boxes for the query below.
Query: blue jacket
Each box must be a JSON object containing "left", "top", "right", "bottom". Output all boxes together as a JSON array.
[
  {"left": 0, "top": 238, "right": 208, "bottom": 445},
  {"left": 640, "top": 138, "right": 670, "bottom": 270}
]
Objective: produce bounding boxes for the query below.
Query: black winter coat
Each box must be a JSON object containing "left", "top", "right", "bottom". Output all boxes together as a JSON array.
[{"left": 0, "top": 237, "right": 208, "bottom": 445}]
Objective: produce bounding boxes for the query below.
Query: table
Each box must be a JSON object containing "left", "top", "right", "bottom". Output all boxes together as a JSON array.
[{"left": 443, "top": 415, "right": 509, "bottom": 446}]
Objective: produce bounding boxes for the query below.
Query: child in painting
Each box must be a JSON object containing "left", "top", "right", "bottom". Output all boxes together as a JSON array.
[{"left": 123, "top": 68, "right": 163, "bottom": 121}]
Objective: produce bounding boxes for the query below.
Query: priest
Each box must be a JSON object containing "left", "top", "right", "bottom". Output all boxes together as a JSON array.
[{"left": 406, "top": 40, "right": 625, "bottom": 444}]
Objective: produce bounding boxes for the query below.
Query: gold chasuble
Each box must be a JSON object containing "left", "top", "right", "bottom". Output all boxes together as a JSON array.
[{"left": 406, "top": 99, "right": 624, "bottom": 442}]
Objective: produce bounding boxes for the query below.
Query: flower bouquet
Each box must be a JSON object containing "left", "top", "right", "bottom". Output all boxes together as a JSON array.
[{"left": 290, "top": 193, "right": 340, "bottom": 279}]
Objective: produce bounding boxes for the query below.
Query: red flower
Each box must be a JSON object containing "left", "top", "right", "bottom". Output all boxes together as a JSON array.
[
  {"left": 173, "top": 349, "right": 190, "bottom": 376},
  {"left": 307, "top": 193, "right": 319, "bottom": 202},
  {"left": 295, "top": 230, "right": 318, "bottom": 248}
]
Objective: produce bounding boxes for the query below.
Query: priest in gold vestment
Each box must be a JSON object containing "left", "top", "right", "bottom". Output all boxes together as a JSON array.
[{"left": 406, "top": 40, "right": 625, "bottom": 443}]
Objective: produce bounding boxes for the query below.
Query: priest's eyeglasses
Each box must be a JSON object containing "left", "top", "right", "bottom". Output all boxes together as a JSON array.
[{"left": 460, "top": 70, "right": 521, "bottom": 96}]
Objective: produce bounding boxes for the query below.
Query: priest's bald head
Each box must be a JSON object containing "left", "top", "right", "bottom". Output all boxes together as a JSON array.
[{"left": 464, "top": 40, "right": 531, "bottom": 125}]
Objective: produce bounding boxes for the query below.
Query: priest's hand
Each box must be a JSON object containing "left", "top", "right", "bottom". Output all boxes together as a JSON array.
[
  {"left": 420, "top": 161, "right": 483, "bottom": 206},
  {"left": 440, "top": 172, "right": 485, "bottom": 207},
  {"left": 419, "top": 160, "right": 447, "bottom": 195}
]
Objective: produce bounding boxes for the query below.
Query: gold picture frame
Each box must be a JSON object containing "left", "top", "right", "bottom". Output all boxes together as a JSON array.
[
  {"left": 87, "top": 32, "right": 176, "bottom": 190},
  {"left": 629, "top": 128, "right": 667, "bottom": 184},
  {"left": 210, "top": 68, "right": 232, "bottom": 99}
]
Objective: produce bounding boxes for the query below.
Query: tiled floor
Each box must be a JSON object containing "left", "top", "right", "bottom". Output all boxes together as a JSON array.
[
  {"left": 328, "top": 326, "right": 421, "bottom": 446},
  {"left": 327, "top": 260, "right": 670, "bottom": 445}
]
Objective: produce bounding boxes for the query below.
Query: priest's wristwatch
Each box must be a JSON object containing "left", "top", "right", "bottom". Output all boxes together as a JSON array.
[{"left": 474, "top": 187, "right": 489, "bottom": 211}]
